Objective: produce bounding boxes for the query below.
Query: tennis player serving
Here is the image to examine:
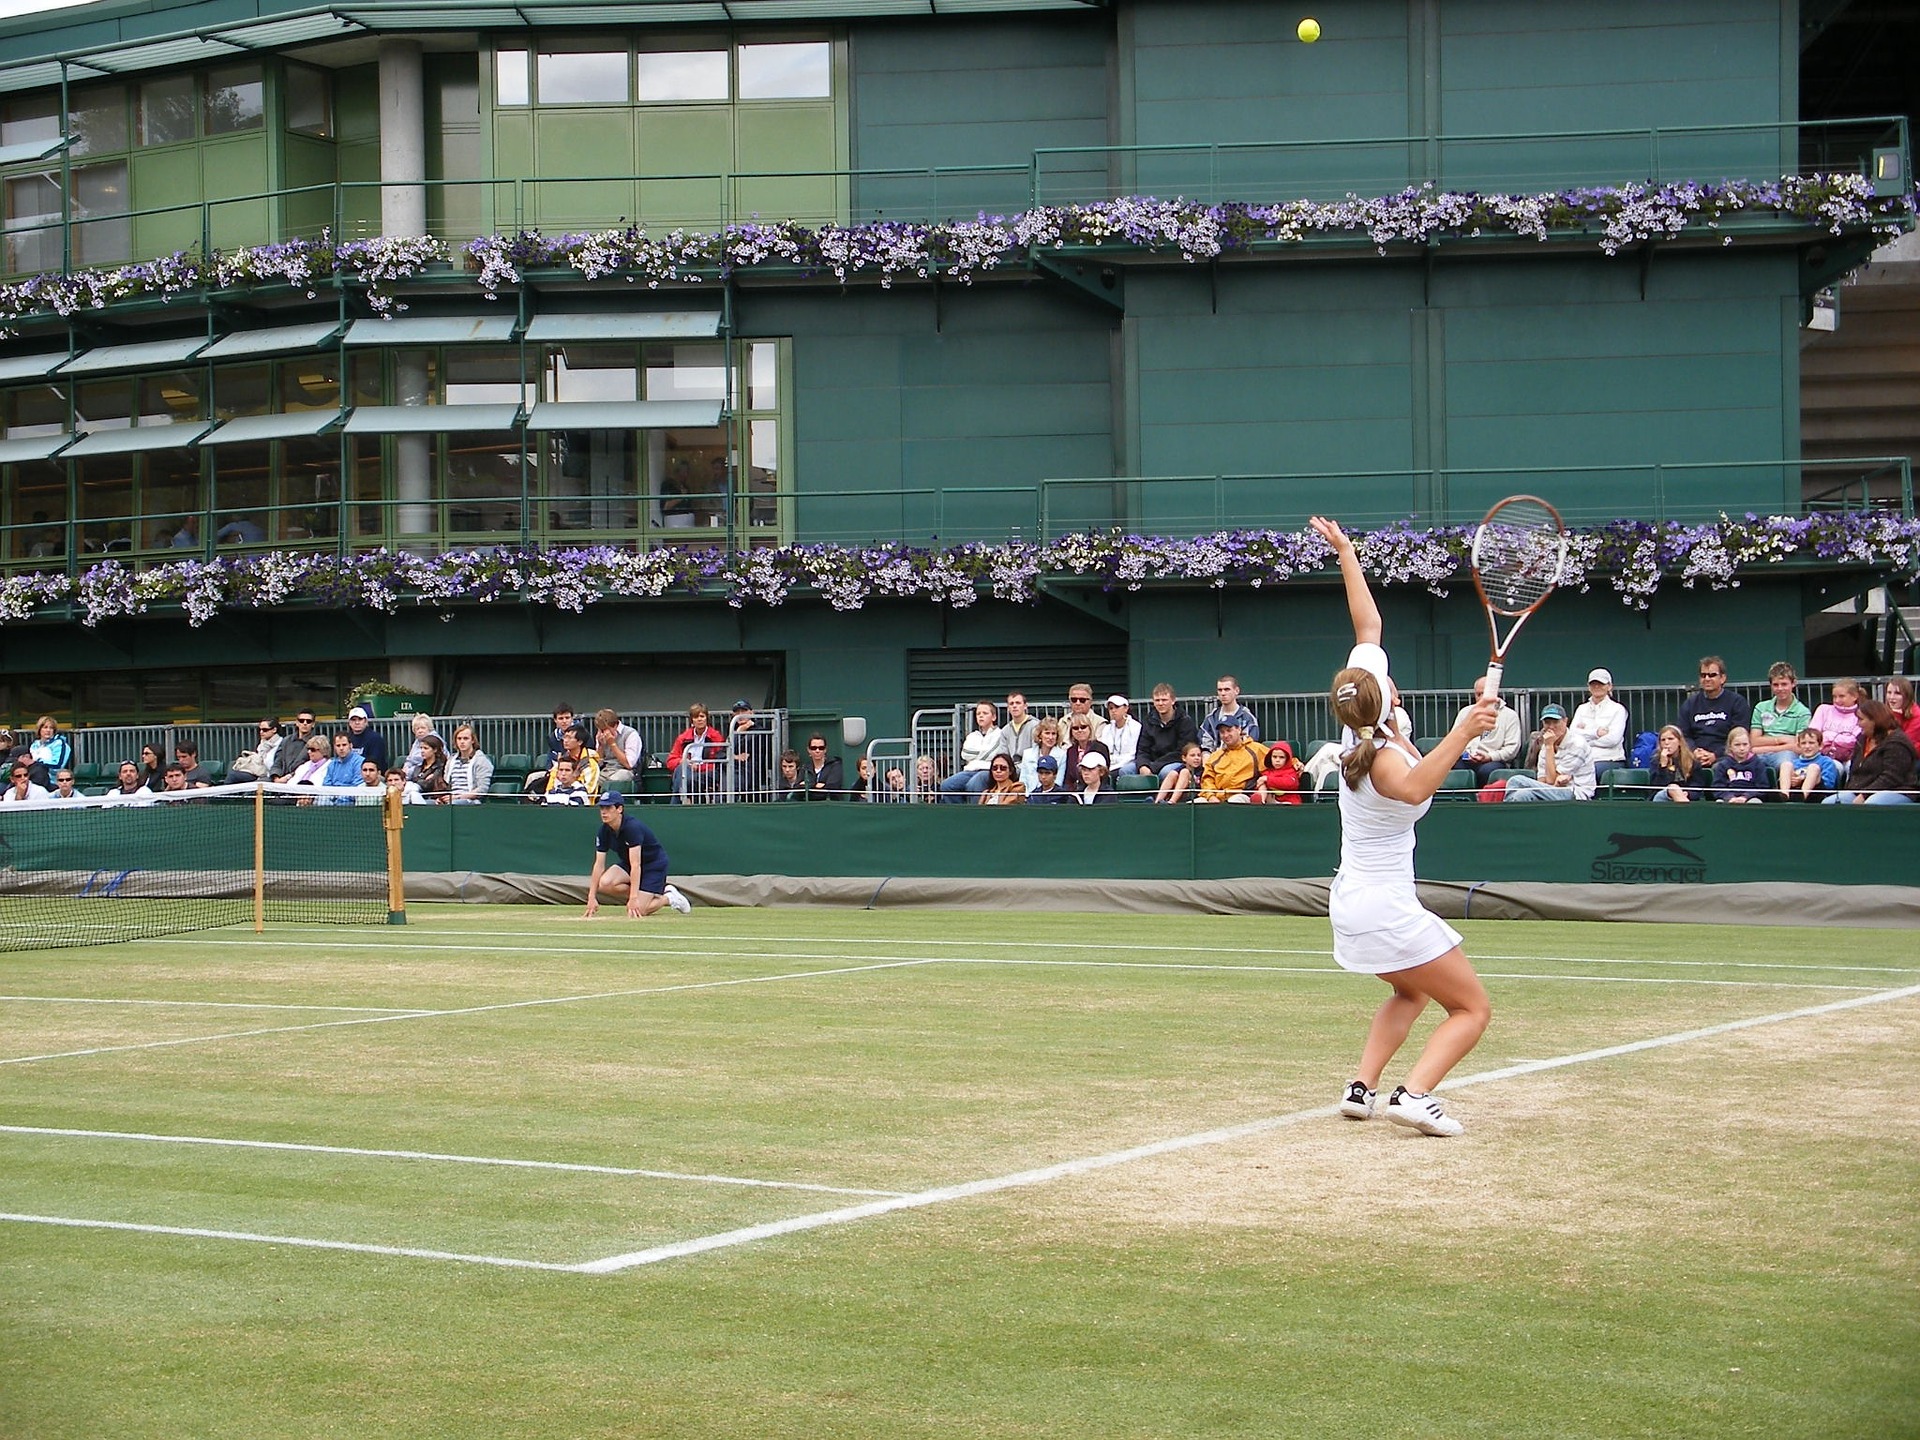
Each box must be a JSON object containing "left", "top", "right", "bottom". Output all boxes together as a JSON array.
[
  {"left": 1311, "top": 516, "right": 1501, "bottom": 1137},
  {"left": 584, "top": 793, "right": 692, "bottom": 919}
]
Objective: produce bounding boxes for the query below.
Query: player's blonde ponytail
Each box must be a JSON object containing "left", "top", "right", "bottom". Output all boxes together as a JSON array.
[{"left": 1330, "top": 668, "right": 1384, "bottom": 790}]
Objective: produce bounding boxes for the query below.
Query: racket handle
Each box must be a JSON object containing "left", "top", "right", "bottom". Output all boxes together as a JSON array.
[{"left": 1483, "top": 660, "right": 1504, "bottom": 702}]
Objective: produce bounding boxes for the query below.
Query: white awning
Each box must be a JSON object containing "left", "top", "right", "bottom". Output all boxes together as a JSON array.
[
  {"left": 343, "top": 404, "right": 521, "bottom": 434},
  {"left": 344, "top": 316, "right": 515, "bottom": 346},
  {"left": 56, "top": 336, "right": 209, "bottom": 376},
  {"left": 64, "top": 422, "right": 212, "bottom": 456},
  {"left": 0, "top": 351, "right": 72, "bottom": 382},
  {"left": 523, "top": 400, "right": 722, "bottom": 431},
  {"left": 524, "top": 312, "right": 721, "bottom": 342},
  {"left": 201, "top": 323, "right": 345, "bottom": 360},
  {"left": 203, "top": 410, "right": 343, "bottom": 445},
  {"left": 0, "top": 432, "right": 72, "bottom": 463}
]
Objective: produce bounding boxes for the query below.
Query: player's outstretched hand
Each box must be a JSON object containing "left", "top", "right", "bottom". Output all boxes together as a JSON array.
[
  {"left": 584, "top": 893, "right": 599, "bottom": 919},
  {"left": 1455, "top": 696, "right": 1502, "bottom": 738},
  {"left": 626, "top": 892, "right": 644, "bottom": 918},
  {"left": 1308, "top": 515, "right": 1352, "bottom": 552}
]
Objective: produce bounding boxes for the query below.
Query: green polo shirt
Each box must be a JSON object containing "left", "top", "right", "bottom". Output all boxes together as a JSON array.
[{"left": 1750, "top": 696, "right": 1811, "bottom": 740}]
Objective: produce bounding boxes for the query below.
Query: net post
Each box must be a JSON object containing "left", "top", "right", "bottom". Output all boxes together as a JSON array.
[
  {"left": 253, "top": 782, "right": 265, "bottom": 934},
  {"left": 384, "top": 787, "right": 406, "bottom": 925}
]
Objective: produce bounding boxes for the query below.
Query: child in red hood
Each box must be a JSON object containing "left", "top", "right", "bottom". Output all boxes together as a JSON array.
[{"left": 1254, "top": 740, "right": 1304, "bottom": 804}]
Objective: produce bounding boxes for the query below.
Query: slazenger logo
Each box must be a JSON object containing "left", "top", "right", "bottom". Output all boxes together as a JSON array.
[{"left": 1590, "top": 832, "right": 1708, "bottom": 883}]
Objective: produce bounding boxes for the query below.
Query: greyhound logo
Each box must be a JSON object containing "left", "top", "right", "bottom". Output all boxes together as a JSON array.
[{"left": 1596, "top": 834, "right": 1707, "bottom": 864}]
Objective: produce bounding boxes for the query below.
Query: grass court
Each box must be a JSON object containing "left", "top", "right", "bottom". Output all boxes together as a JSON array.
[{"left": 2, "top": 904, "right": 1916, "bottom": 1438}]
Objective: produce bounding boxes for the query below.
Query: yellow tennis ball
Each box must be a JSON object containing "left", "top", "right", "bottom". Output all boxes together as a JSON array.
[{"left": 1298, "top": 17, "right": 1321, "bottom": 43}]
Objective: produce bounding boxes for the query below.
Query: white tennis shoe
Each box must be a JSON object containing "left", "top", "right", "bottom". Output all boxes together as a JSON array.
[
  {"left": 1385, "top": 1087, "right": 1463, "bottom": 1137},
  {"left": 664, "top": 883, "right": 692, "bottom": 915},
  {"left": 1338, "top": 1080, "right": 1376, "bottom": 1119}
]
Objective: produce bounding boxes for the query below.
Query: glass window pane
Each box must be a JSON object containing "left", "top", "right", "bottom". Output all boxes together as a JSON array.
[
  {"left": 70, "top": 160, "right": 130, "bottom": 268},
  {"left": 214, "top": 364, "right": 270, "bottom": 419},
  {"left": 212, "top": 440, "right": 271, "bottom": 541},
  {"left": 69, "top": 87, "right": 128, "bottom": 156},
  {"left": 643, "top": 342, "right": 725, "bottom": 402},
  {"left": 9, "top": 460, "right": 67, "bottom": 561},
  {"left": 542, "top": 429, "right": 636, "bottom": 532},
  {"left": 738, "top": 43, "right": 831, "bottom": 100},
  {"left": 144, "top": 449, "right": 204, "bottom": 549},
  {"left": 282, "top": 359, "right": 340, "bottom": 412},
  {"left": 0, "top": 94, "right": 57, "bottom": 149},
  {"left": 138, "top": 75, "right": 196, "bottom": 145},
  {"left": 205, "top": 65, "right": 265, "bottom": 135},
  {"left": 547, "top": 345, "right": 637, "bottom": 403},
  {"left": 206, "top": 668, "right": 271, "bottom": 718},
  {"left": 747, "top": 340, "right": 777, "bottom": 410},
  {"left": 4, "top": 384, "right": 65, "bottom": 438},
  {"left": 76, "top": 456, "right": 134, "bottom": 553},
  {"left": 536, "top": 50, "right": 630, "bottom": 105},
  {"left": 74, "top": 381, "right": 133, "bottom": 431},
  {"left": 636, "top": 51, "right": 727, "bottom": 103},
  {"left": 651, "top": 425, "right": 727, "bottom": 530},
  {"left": 444, "top": 350, "right": 529, "bottom": 406},
  {"left": 279, "top": 435, "right": 340, "bottom": 541},
  {"left": 5, "top": 171, "right": 61, "bottom": 275},
  {"left": 495, "top": 50, "right": 529, "bottom": 106},
  {"left": 746, "top": 417, "right": 778, "bottom": 526},
  {"left": 138, "top": 370, "right": 203, "bottom": 425},
  {"left": 287, "top": 67, "right": 331, "bottom": 138},
  {"left": 441, "top": 432, "right": 525, "bottom": 534},
  {"left": 348, "top": 441, "right": 385, "bottom": 540}
]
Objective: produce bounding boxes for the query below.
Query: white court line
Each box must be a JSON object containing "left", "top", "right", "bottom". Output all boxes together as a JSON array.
[
  {"left": 0, "top": 957, "right": 941, "bottom": 1067},
  {"left": 202, "top": 927, "right": 1920, "bottom": 977},
  {"left": 0, "top": 1126, "right": 906, "bottom": 1198},
  {"left": 0, "top": 995, "right": 429, "bottom": 1015},
  {"left": 579, "top": 980, "right": 1920, "bottom": 1273},
  {"left": 8, "top": 981, "right": 1915, "bottom": 1274},
  {"left": 940, "top": 958, "right": 1874, "bottom": 992}
]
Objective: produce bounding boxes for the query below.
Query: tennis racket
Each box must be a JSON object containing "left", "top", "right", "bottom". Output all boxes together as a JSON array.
[{"left": 1469, "top": 494, "right": 1566, "bottom": 701}]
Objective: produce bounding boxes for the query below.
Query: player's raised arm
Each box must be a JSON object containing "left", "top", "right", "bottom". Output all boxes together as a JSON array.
[{"left": 1311, "top": 516, "right": 1380, "bottom": 646}]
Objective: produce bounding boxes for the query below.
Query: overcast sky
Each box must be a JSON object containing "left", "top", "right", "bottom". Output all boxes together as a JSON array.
[{"left": 0, "top": 1, "right": 101, "bottom": 21}]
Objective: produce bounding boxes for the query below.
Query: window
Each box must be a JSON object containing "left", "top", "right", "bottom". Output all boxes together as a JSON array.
[
  {"left": 7, "top": 458, "right": 67, "bottom": 561},
  {"left": 69, "top": 161, "right": 129, "bottom": 269},
  {"left": 137, "top": 75, "right": 196, "bottom": 146},
  {"left": 214, "top": 364, "right": 271, "bottom": 420},
  {"left": 445, "top": 350, "right": 530, "bottom": 407},
  {"left": 636, "top": 50, "right": 728, "bottom": 103},
  {"left": 549, "top": 346, "right": 637, "bottom": 404},
  {"left": 644, "top": 342, "right": 726, "bottom": 402},
  {"left": 536, "top": 50, "right": 629, "bottom": 105},
  {"left": 495, "top": 50, "right": 530, "bottom": 107},
  {"left": 69, "top": 87, "right": 128, "bottom": 157},
  {"left": 4, "top": 171, "right": 61, "bottom": 274},
  {"left": 0, "top": 94, "right": 57, "bottom": 149},
  {"left": 204, "top": 65, "right": 265, "bottom": 135},
  {"left": 286, "top": 66, "right": 332, "bottom": 139},
  {"left": 138, "top": 370, "right": 203, "bottom": 426},
  {"left": 3, "top": 384, "right": 64, "bottom": 438},
  {"left": 738, "top": 43, "right": 831, "bottom": 100},
  {"left": 74, "top": 381, "right": 134, "bottom": 433}
]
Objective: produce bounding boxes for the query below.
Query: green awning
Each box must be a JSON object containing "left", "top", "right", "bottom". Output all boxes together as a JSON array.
[
  {"left": 64, "top": 422, "right": 211, "bottom": 457},
  {"left": 344, "top": 316, "right": 516, "bottom": 346},
  {"left": 343, "top": 404, "right": 521, "bottom": 435},
  {"left": 203, "top": 410, "right": 343, "bottom": 446},
  {"left": 524, "top": 312, "right": 721, "bottom": 342},
  {"left": 0, "top": 351, "right": 71, "bottom": 382},
  {"left": 524, "top": 400, "right": 722, "bottom": 431},
  {"left": 0, "top": 135, "right": 66, "bottom": 166},
  {"left": 0, "top": 432, "right": 72, "bottom": 464},
  {"left": 57, "top": 336, "right": 209, "bottom": 376},
  {"left": 202, "top": 323, "right": 344, "bottom": 360}
]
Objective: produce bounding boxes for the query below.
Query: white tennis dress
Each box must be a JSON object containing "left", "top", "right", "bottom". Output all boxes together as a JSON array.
[{"left": 1328, "top": 644, "right": 1463, "bottom": 975}]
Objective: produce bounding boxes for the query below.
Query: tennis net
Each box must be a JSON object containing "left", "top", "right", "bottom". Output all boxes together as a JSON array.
[{"left": 0, "top": 782, "right": 401, "bottom": 951}]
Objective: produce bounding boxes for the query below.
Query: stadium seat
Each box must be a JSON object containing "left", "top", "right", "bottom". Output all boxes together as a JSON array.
[
  {"left": 73, "top": 762, "right": 105, "bottom": 785},
  {"left": 1115, "top": 773, "right": 1158, "bottom": 795},
  {"left": 1604, "top": 767, "right": 1651, "bottom": 798},
  {"left": 489, "top": 780, "right": 519, "bottom": 795},
  {"left": 1417, "top": 736, "right": 1448, "bottom": 754},
  {"left": 1438, "top": 769, "right": 1479, "bottom": 794},
  {"left": 498, "top": 754, "right": 531, "bottom": 786}
]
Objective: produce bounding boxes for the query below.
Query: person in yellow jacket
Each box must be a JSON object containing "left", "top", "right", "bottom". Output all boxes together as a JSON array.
[{"left": 1196, "top": 718, "right": 1268, "bottom": 802}]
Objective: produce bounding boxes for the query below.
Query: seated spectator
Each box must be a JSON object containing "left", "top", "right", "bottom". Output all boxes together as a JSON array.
[
  {"left": 940, "top": 701, "right": 1009, "bottom": 803},
  {"left": 776, "top": 749, "right": 804, "bottom": 801},
  {"left": 1197, "top": 719, "right": 1267, "bottom": 802},
  {"left": 1748, "top": 661, "right": 1813, "bottom": 775},
  {"left": 1823, "top": 699, "right": 1917, "bottom": 806},
  {"left": 385, "top": 767, "right": 427, "bottom": 806},
  {"left": 231, "top": 719, "right": 288, "bottom": 781},
  {"left": 158, "top": 763, "right": 197, "bottom": 800},
  {"left": 1136, "top": 683, "right": 1199, "bottom": 780},
  {"left": 47, "top": 768, "right": 85, "bottom": 806},
  {"left": 1028, "top": 755, "right": 1071, "bottom": 803},
  {"left": 344, "top": 706, "right": 390, "bottom": 771},
  {"left": 1711, "top": 728, "right": 1768, "bottom": 803},
  {"left": 1018, "top": 717, "right": 1067, "bottom": 791},
  {"left": 1570, "top": 668, "right": 1628, "bottom": 776},
  {"left": 667, "top": 704, "right": 724, "bottom": 804},
  {"left": 727, "top": 700, "right": 769, "bottom": 799},
  {"left": 1679, "top": 656, "right": 1751, "bottom": 769},
  {"left": 797, "top": 734, "right": 843, "bottom": 800},
  {"left": 879, "top": 763, "right": 911, "bottom": 803},
  {"left": 1809, "top": 679, "right": 1864, "bottom": 769},
  {"left": 1156, "top": 741, "right": 1206, "bottom": 803},
  {"left": 321, "top": 731, "right": 361, "bottom": 802},
  {"left": 1199, "top": 676, "right": 1260, "bottom": 751},
  {"left": 103, "top": 760, "right": 157, "bottom": 807},
  {"left": 1070, "top": 753, "right": 1117, "bottom": 804},
  {"left": 272, "top": 712, "right": 322, "bottom": 780},
  {"left": 446, "top": 724, "right": 494, "bottom": 804},
  {"left": 414, "top": 733, "right": 451, "bottom": 803},
  {"left": 1778, "top": 727, "right": 1842, "bottom": 800},
  {"left": 1098, "top": 696, "right": 1142, "bottom": 773},
  {"left": 288, "top": 736, "right": 331, "bottom": 796},
  {"left": 525, "top": 703, "right": 585, "bottom": 792},
  {"left": 531, "top": 729, "right": 600, "bottom": 802},
  {"left": 913, "top": 754, "right": 941, "bottom": 800},
  {"left": 977, "top": 755, "right": 1027, "bottom": 805},
  {"left": 848, "top": 755, "right": 874, "bottom": 801},
  {"left": 1885, "top": 677, "right": 1920, "bottom": 748},
  {"left": 1647, "top": 724, "right": 1705, "bottom": 802},
  {"left": 400, "top": 713, "right": 440, "bottom": 781},
  {"left": 355, "top": 758, "right": 386, "bottom": 803},
  {"left": 1254, "top": 740, "right": 1305, "bottom": 804},
  {"left": 1451, "top": 677, "right": 1522, "bottom": 785},
  {"left": 1056, "top": 684, "right": 1099, "bottom": 750},
  {"left": 173, "top": 740, "right": 212, "bottom": 788},
  {"left": 540, "top": 755, "right": 592, "bottom": 805},
  {"left": 0, "top": 730, "right": 22, "bottom": 776},
  {"left": 138, "top": 743, "right": 166, "bottom": 792},
  {"left": 1060, "top": 714, "right": 1111, "bottom": 780},
  {"left": 1, "top": 761, "right": 49, "bottom": 804},
  {"left": 592, "top": 708, "right": 645, "bottom": 787},
  {"left": 1503, "top": 704, "right": 1595, "bottom": 802},
  {"left": 27, "top": 715, "right": 72, "bottom": 788},
  {"left": 1000, "top": 692, "right": 1037, "bottom": 757}
]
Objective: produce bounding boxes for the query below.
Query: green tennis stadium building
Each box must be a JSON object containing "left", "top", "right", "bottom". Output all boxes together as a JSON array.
[{"left": 0, "top": 0, "right": 1911, "bottom": 729}]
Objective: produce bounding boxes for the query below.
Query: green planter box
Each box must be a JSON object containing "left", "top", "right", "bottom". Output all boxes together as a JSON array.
[{"left": 359, "top": 693, "right": 431, "bottom": 718}]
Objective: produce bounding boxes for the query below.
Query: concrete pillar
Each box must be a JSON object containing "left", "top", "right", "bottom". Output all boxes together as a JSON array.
[
  {"left": 378, "top": 39, "right": 427, "bottom": 237},
  {"left": 393, "top": 356, "right": 433, "bottom": 538}
]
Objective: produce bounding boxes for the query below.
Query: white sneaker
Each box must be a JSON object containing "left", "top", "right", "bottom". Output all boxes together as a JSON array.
[
  {"left": 1338, "top": 1080, "right": 1376, "bottom": 1120},
  {"left": 1385, "top": 1087, "right": 1463, "bottom": 1137},
  {"left": 663, "top": 883, "right": 691, "bottom": 915}
]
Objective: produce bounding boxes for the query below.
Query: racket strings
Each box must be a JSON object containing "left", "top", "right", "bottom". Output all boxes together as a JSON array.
[{"left": 1476, "top": 526, "right": 1561, "bottom": 612}]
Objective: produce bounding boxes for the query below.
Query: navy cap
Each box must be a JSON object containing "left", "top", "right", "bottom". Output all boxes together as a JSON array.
[
  {"left": 1539, "top": 704, "right": 1567, "bottom": 722},
  {"left": 596, "top": 791, "right": 625, "bottom": 807},
  {"left": 1036, "top": 756, "right": 1059, "bottom": 772},
  {"left": 731, "top": 699, "right": 753, "bottom": 711}
]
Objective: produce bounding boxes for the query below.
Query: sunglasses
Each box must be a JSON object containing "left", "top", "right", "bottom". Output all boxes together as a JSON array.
[
  {"left": 1700, "top": 671, "right": 1722, "bottom": 679},
  {"left": 808, "top": 743, "right": 826, "bottom": 750},
  {"left": 990, "top": 762, "right": 1010, "bottom": 771}
]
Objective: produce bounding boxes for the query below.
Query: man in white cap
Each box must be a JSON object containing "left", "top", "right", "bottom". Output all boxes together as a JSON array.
[
  {"left": 1070, "top": 752, "right": 1116, "bottom": 804},
  {"left": 344, "top": 705, "right": 389, "bottom": 771},
  {"left": 1097, "top": 694, "right": 1141, "bottom": 773},
  {"left": 585, "top": 792, "right": 691, "bottom": 918},
  {"left": 1569, "top": 666, "right": 1629, "bottom": 778}
]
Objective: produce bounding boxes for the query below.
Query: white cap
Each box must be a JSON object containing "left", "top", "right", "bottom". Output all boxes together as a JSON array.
[
  {"left": 1105, "top": 694, "right": 1129, "bottom": 708},
  {"left": 1587, "top": 668, "right": 1612, "bottom": 685},
  {"left": 1078, "top": 753, "right": 1108, "bottom": 770}
]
